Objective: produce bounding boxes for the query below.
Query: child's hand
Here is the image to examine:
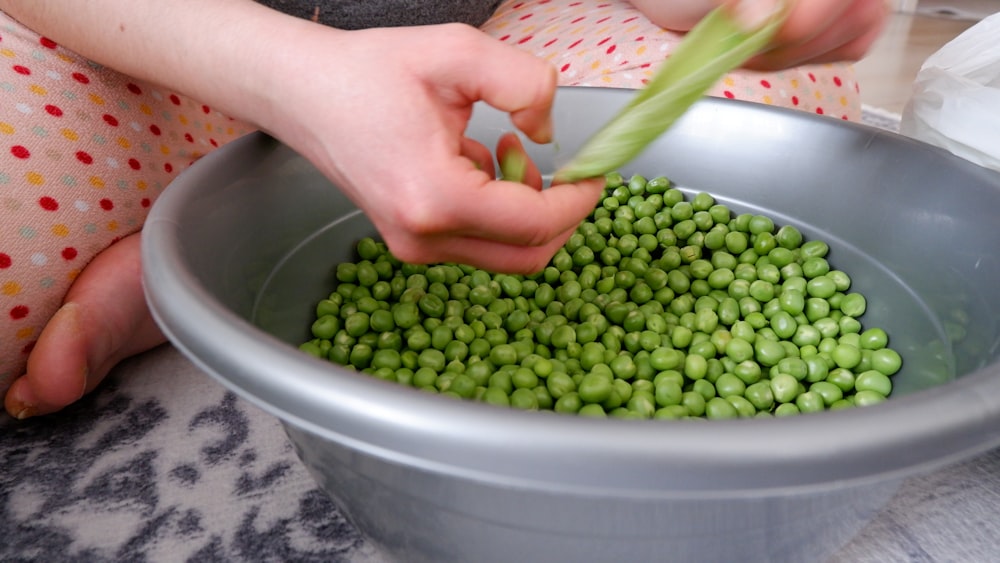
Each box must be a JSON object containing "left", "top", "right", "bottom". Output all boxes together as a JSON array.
[
  {"left": 630, "top": 0, "right": 890, "bottom": 70},
  {"left": 256, "top": 23, "right": 605, "bottom": 274}
]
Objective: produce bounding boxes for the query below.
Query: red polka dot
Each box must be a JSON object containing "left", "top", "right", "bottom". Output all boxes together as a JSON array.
[
  {"left": 841, "top": 115, "right": 849, "bottom": 121},
  {"left": 10, "top": 305, "right": 29, "bottom": 320},
  {"left": 606, "top": 44, "right": 616, "bottom": 55},
  {"left": 560, "top": 63, "right": 571, "bottom": 72},
  {"left": 61, "top": 247, "right": 78, "bottom": 260},
  {"left": 184, "top": 133, "right": 194, "bottom": 143},
  {"left": 169, "top": 94, "right": 181, "bottom": 105},
  {"left": 39, "top": 196, "right": 58, "bottom": 211},
  {"left": 209, "top": 138, "right": 218, "bottom": 147},
  {"left": 623, "top": 16, "right": 638, "bottom": 24},
  {"left": 13, "top": 65, "right": 30, "bottom": 75},
  {"left": 103, "top": 114, "right": 119, "bottom": 127},
  {"left": 44, "top": 104, "right": 63, "bottom": 117},
  {"left": 0, "top": 253, "right": 11, "bottom": 268},
  {"left": 140, "top": 198, "right": 151, "bottom": 208},
  {"left": 791, "top": 96, "right": 800, "bottom": 106},
  {"left": 570, "top": 16, "right": 586, "bottom": 24},
  {"left": 164, "top": 163, "right": 173, "bottom": 173},
  {"left": 126, "top": 82, "right": 142, "bottom": 95},
  {"left": 128, "top": 158, "right": 141, "bottom": 170},
  {"left": 808, "top": 73, "right": 817, "bottom": 83},
  {"left": 39, "top": 37, "right": 58, "bottom": 49},
  {"left": 760, "top": 80, "right": 771, "bottom": 88},
  {"left": 72, "top": 72, "right": 90, "bottom": 84},
  {"left": 498, "top": 34, "right": 511, "bottom": 42},
  {"left": 76, "top": 151, "right": 93, "bottom": 165},
  {"left": 517, "top": 35, "right": 534, "bottom": 45},
  {"left": 21, "top": 342, "right": 35, "bottom": 355},
  {"left": 149, "top": 124, "right": 162, "bottom": 136},
  {"left": 201, "top": 105, "right": 211, "bottom": 114},
  {"left": 833, "top": 76, "right": 843, "bottom": 87},
  {"left": 543, "top": 38, "right": 558, "bottom": 48},
  {"left": 11, "top": 145, "right": 30, "bottom": 159},
  {"left": 597, "top": 36, "right": 611, "bottom": 47},
  {"left": 816, "top": 107, "right": 825, "bottom": 115},
  {"left": 99, "top": 198, "right": 114, "bottom": 211},
  {"left": 519, "top": 12, "right": 533, "bottom": 20},
  {"left": 723, "top": 91, "right": 735, "bottom": 99}
]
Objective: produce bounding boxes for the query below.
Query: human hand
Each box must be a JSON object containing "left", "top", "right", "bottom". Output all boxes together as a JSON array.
[
  {"left": 255, "top": 23, "right": 605, "bottom": 275},
  {"left": 630, "top": 0, "right": 890, "bottom": 70}
]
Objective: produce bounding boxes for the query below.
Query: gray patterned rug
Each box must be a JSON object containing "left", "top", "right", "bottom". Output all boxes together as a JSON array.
[{"left": 4, "top": 107, "right": 1000, "bottom": 563}]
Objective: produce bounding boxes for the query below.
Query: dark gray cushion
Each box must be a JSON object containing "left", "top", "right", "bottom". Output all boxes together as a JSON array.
[{"left": 255, "top": 0, "right": 503, "bottom": 29}]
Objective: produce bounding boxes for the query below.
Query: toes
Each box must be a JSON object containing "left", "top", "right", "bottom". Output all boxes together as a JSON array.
[{"left": 5, "top": 232, "right": 166, "bottom": 419}]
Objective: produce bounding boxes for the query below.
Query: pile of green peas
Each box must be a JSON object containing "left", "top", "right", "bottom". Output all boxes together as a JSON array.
[{"left": 299, "top": 172, "right": 902, "bottom": 420}]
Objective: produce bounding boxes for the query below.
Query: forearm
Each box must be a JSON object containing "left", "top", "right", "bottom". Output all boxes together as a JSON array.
[{"left": 0, "top": 0, "right": 321, "bottom": 130}]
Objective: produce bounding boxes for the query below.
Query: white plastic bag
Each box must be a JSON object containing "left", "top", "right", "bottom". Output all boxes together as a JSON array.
[{"left": 900, "top": 12, "right": 1000, "bottom": 173}]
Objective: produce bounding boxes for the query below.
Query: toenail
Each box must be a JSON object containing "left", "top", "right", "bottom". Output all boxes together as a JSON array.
[{"left": 14, "top": 405, "right": 38, "bottom": 420}]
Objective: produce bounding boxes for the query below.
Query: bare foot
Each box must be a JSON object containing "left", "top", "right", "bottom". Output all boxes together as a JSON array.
[{"left": 4, "top": 231, "right": 166, "bottom": 419}]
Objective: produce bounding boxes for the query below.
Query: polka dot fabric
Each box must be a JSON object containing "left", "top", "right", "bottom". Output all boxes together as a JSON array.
[
  {"left": 0, "top": 12, "right": 252, "bottom": 389},
  {"left": 481, "top": 0, "right": 862, "bottom": 120}
]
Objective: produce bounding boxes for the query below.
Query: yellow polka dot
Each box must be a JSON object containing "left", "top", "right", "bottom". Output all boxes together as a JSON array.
[
  {"left": 790, "top": 79, "right": 799, "bottom": 89},
  {"left": 67, "top": 269, "right": 80, "bottom": 281},
  {"left": 178, "top": 114, "right": 189, "bottom": 125},
  {"left": 57, "top": 53, "right": 74, "bottom": 64},
  {"left": 763, "top": 95, "right": 774, "bottom": 105},
  {"left": 107, "top": 221, "right": 118, "bottom": 232},
  {"left": 839, "top": 96, "right": 849, "bottom": 107},
  {"left": 0, "top": 48, "right": 14, "bottom": 58},
  {"left": 89, "top": 93, "right": 106, "bottom": 105},
  {"left": 61, "top": 128, "right": 79, "bottom": 141},
  {"left": 26, "top": 171, "right": 44, "bottom": 185},
  {"left": 90, "top": 176, "right": 105, "bottom": 188},
  {"left": 724, "top": 77, "right": 735, "bottom": 87},
  {"left": 117, "top": 137, "right": 131, "bottom": 149},
  {"left": 140, "top": 103, "right": 153, "bottom": 116},
  {"left": 137, "top": 180, "right": 148, "bottom": 190},
  {"left": 16, "top": 327, "right": 35, "bottom": 340},
  {"left": 30, "top": 84, "right": 47, "bottom": 96},
  {"left": 2, "top": 281, "right": 21, "bottom": 296},
  {"left": 814, "top": 90, "right": 823, "bottom": 100},
  {"left": 636, "top": 45, "right": 647, "bottom": 56},
  {"left": 205, "top": 123, "right": 213, "bottom": 132},
  {"left": 0, "top": 122, "right": 14, "bottom": 135},
  {"left": 160, "top": 144, "right": 171, "bottom": 155},
  {"left": 52, "top": 224, "right": 70, "bottom": 237},
  {"left": 591, "top": 60, "right": 601, "bottom": 70}
]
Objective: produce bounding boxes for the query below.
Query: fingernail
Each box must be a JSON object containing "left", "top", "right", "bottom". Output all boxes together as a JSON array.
[{"left": 731, "top": 0, "right": 783, "bottom": 31}]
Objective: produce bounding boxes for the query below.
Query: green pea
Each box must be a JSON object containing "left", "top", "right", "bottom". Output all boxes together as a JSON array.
[
  {"left": 770, "top": 373, "right": 799, "bottom": 403},
  {"left": 855, "top": 369, "right": 893, "bottom": 396},
  {"left": 871, "top": 348, "right": 902, "bottom": 376}
]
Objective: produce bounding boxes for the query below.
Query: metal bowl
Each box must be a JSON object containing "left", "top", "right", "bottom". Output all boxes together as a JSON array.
[{"left": 142, "top": 88, "right": 1000, "bottom": 563}]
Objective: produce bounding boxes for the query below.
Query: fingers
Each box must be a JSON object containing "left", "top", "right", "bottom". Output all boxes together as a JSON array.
[
  {"left": 432, "top": 25, "right": 558, "bottom": 144},
  {"left": 745, "top": 0, "right": 889, "bottom": 69}
]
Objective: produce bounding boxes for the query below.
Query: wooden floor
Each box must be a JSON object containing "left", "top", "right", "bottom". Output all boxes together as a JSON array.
[{"left": 854, "top": 12, "right": 977, "bottom": 114}]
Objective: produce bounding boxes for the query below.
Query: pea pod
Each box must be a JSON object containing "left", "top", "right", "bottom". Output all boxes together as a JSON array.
[{"left": 554, "top": 4, "right": 787, "bottom": 183}]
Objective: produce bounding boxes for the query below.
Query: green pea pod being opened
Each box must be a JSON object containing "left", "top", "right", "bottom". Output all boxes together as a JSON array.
[{"left": 553, "top": 3, "right": 788, "bottom": 184}]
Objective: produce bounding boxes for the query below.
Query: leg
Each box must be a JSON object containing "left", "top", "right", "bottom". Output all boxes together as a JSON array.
[
  {"left": 0, "top": 12, "right": 253, "bottom": 417},
  {"left": 481, "top": 0, "right": 862, "bottom": 120}
]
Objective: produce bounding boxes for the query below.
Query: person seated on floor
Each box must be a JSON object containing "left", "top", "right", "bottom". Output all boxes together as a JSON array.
[{"left": 0, "top": 0, "right": 888, "bottom": 419}]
